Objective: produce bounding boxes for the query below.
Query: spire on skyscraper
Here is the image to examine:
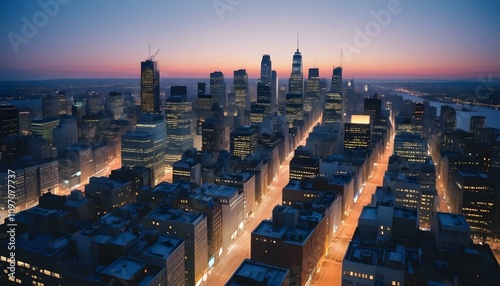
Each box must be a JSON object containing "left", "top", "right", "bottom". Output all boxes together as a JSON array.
[{"left": 296, "top": 33, "right": 300, "bottom": 52}]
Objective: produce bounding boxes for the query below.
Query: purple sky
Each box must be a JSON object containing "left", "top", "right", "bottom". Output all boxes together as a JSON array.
[{"left": 1, "top": 0, "right": 499, "bottom": 81}]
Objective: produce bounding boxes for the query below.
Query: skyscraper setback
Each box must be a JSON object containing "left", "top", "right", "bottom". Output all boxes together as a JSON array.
[{"left": 140, "top": 59, "right": 161, "bottom": 114}]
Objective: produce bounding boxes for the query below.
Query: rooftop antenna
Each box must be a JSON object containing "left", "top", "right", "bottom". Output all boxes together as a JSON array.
[
  {"left": 296, "top": 33, "right": 300, "bottom": 52},
  {"left": 340, "top": 49, "right": 343, "bottom": 68}
]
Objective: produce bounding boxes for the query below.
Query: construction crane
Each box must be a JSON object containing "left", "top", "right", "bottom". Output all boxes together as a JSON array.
[{"left": 147, "top": 44, "right": 160, "bottom": 61}]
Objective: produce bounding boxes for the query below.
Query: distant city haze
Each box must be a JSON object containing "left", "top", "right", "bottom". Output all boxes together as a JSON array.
[{"left": 1, "top": 0, "right": 499, "bottom": 81}]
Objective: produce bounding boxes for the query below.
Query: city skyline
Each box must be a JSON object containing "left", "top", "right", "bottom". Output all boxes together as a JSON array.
[{"left": 1, "top": 0, "right": 500, "bottom": 81}]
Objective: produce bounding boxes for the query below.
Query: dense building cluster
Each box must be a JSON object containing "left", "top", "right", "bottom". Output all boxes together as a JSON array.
[{"left": 1, "top": 42, "right": 499, "bottom": 286}]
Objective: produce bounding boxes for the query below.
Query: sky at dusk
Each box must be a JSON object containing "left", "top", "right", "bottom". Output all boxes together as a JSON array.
[{"left": 1, "top": 0, "right": 499, "bottom": 81}]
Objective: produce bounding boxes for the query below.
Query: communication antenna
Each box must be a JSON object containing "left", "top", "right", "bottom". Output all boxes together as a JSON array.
[
  {"left": 296, "top": 33, "right": 300, "bottom": 52},
  {"left": 340, "top": 49, "right": 344, "bottom": 68}
]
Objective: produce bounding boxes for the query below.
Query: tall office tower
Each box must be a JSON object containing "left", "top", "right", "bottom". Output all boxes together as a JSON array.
[
  {"left": 345, "top": 78, "right": 354, "bottom": 114},
  {"left": 198, "top": 82, "right": 206, "bottom": 96},
  {"left": 234, "top": 69, "right": 249, "bottom": 110},
  {"left": 135, "top": 113, "right": 166, "bottom": 185},
  {"left": 323, "top": 67, "right": 343, "bottom": 130},
  {"left": 165, "top": 86, "right": 194, "bottom": 165},
  {"left": 42, "top": 93, "right": 60, "bottom": 119},
  {"left": 85, "top": 92, "right": 103, "bottom": 116},
  {"left": 0, "top": 105, "right": 19, "bottom": 152},
  {"left": 364, "top": 93, "right": 382, "bottom": 121},
  {"left": 285, "top": 93, "right": 304, "bottom": 126},
  {"left": 195, "top": 90, "right": 214, "bottom": 149},
  {"left": 254, "top": 82, "right": 272, "bottom": 120},
  {"left": 58, "top": 91, "right": 70, "bottom": 115},
  {"left": 202, "top": 117, "right": 223, "bottom": 152},
  {"left": 304, "top": 68, "right": 320, "bottom": 113},
  {"left": 260, "top": 54, "right": 272, "bottom": 84},
  {"left": 210, "top": 71, "right": 226, "bottom": 107},
  {"left": 288, "top": 38, "right": 303, "bottom": 95},
  {"left": 332, "top": 66, "right": 343, "bottom": 93},
  {"left": 106, "top": 91, "right": 124, "bottom": 120},
  {"left": 440, "top": 105, "right": 456, "bottom": 133},
  {"left": 121, "top": 131, "right": 156, "bottom": 182},
  {"left": 272, "top": 70, "right": 278, "bottom": 112},
  {"left": 52, "top": 115, "right": 78, "bottom": 154},
  {"left": 411, "top": 102, "right": 424, "bottom": 136},
  {"left": 18, "top": 109, "right": 31, "bottom": 135},
  {"left": 230, "top": 125, "right": 258, "bottom": 159},
  {"left": 470, "top": 115, "right": 486, "bottom": 140},
  {"left": 344, "top": 115, "right": 372, "bottom": 151},
  {"left": 141, "top": 58, "right": 161, "bottom": 114}
]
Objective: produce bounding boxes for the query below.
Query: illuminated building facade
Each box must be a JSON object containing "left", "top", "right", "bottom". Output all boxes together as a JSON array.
[
  {"left": 234, "top": 69, "right": 249, "bottom": 111},
  {"left": 344, "top": 115, "right": 372, "bottom": 151},
  {"left": 165, "top": 86, "right": 194, "bottom": 165},
  {"left": 230, "top": 125, "right": 258, "bottom": 160},
  {"left": 140, "top": 59, "right": 161, "bottom": 114}
]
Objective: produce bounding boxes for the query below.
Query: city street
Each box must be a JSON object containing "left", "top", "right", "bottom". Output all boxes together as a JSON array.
[
  {"left": 312, "top": 135, "right": 394, "bottom": 285},
  {"left": 203, "top": 117, "right": 322, "bottom": 285}
]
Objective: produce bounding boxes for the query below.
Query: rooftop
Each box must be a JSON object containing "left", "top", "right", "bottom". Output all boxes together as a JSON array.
[
  {"left": 252, "top": 220, "right": 313, "bottom": 245},
  {"left": 226, "top": 259, "right": 289, "bottom": 286},
  {"left": 437, "top": 212, "right": 469, "bottom": 229},
  {"left": 200, "top": 183, "right": 238, "bottom": 199},
  {"left": 146, "top": 207, "right": 204, "bottom": 224},
  {"left": 100, "top": 257, "right": 146, "bottom": 281},
  {"left": 141, "top": 235, "right": 183, "bottom": 259}
]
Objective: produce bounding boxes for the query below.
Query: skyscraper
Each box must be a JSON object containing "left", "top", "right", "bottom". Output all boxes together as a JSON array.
[
  {"left": 107, "top": 92, "right": 124, "bottom": 120},
  {"left": 210, "top": 71, "right": 226, "bottom": 107},
  {"left": 271, "top": 70, "right": 278, "bottom": 112},
  {"left": 202, "top": 103, "right": 224, "bottom": 152},
  {"left": 286, "top": 38, "right": 304, "bottom": 125},
  {"left": 135, "top": 113, "right": 166, "bottom": 185},
  {"left": 141, "top": 59, "right": 160, "bottom": 114},
  {"left": 304, "top": 68, "right": 320, "bottom": 113},
  {"left": 470, "top": 115, "right": 486, "bottom": 140},
  {"left": 230, "top": 125, "right": 258, "bottom": 160},
  {"left": 364, "top": 93, "right": 382, "bottom": 122},
  {"left": 234, "top": 69, "right": 249, "bottom": 111},
  {"left": 165, "top": 86, "right": 194, "bottom": 165},
  {"left": 288, "top": 39, "right": 303, "bottom": 95},
  {"left": 261, "top": 55, "right": 272, "bottom": 83},
  {"left": 42, "top": 93, "right": 60, "bottom": 119},
  {"left": 323, "top": 66, "right": 343, "bottom": 130},
  {"left": 52, "top": 115, "right": 78, "bottom": 155},
  {"left": 0, "top": 105, "right": 19, "bottom": 138}
]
